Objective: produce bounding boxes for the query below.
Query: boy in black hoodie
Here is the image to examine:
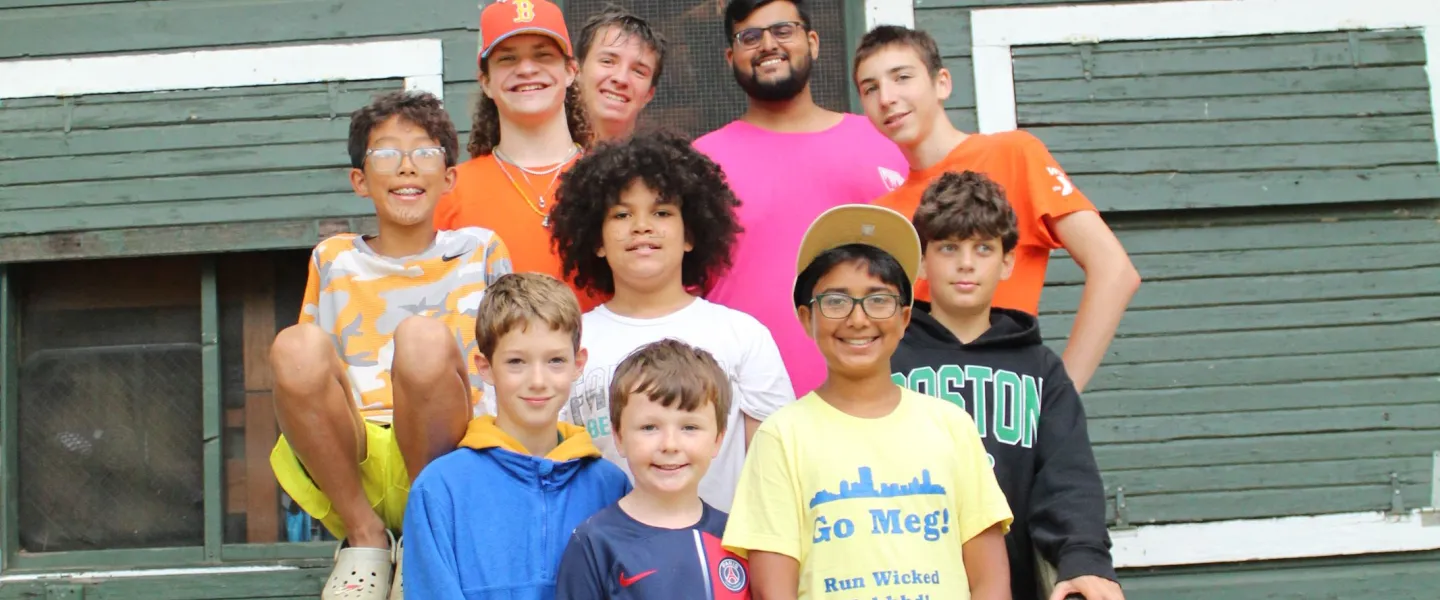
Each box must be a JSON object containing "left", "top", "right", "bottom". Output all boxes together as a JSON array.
[{"left": 890, "top": 171, "right": 1122, "bottom": 600}]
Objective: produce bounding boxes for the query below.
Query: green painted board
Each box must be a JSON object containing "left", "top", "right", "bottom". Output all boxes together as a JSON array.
[
  {"left": 1032, "top": 115, "right": 1434, "bottom": 151},
  {"left": 1109, "top": 482, "right": 1429, "bottom": 523},
  {"left": 1084, "top": 347, "right": 1439, "bottom": 392},
  {"left": 1014, "top": 33, "right": 1425, "bottom": 80},
  {"left": 0, "top": 217, "right": 377, "bottom": 263},
  {"left": 1, "top": 118, "right": 354, "bottom": 161},
  {"left": 1094, "top": 428, "right": 1440, "bottom": 470},
  {"left": 1020, "top": 90, "right": 1433, "bottom": 125},
  {"left": 1016, "top": 66, "right": 1429, "bottom": 103},
  {"left": 0, "top": 566, "right": 328, "bottom": 599},
  {"left": 1066, "top": 167, "right": 1440, "bottom": 212},
  {"left": 1089, "top": 402, "right": 1437, "bottom": 445},
  {"left": 0, "top": 169, "right": 350, "bottom": 213},
  {"left": 1052, "top": 321, "right": 1440, "bottom": 366},
  {"left": 1, "top": 140, "right": 344, "bottom": 187},
  {"left": 1042, "top": 295, "right": 1439, "bottom": 338},
  {"left": 1054, "top": 140, "right": 1437, "bottom": 174},
  {"left": 0, "top": 0, "right": 478, "bottom": 59},
  {"left": 0, "top": 193, "right": 372, "bottom": 236},
  {"left": 1044, "top": 267, "right": 1440, "bottom": 313},
  {"left": 1082, "top": 376, "right": 1440, "bottom": 419},
  {"left": 1095, "top": 211, "right": 1440, "bottom": 255},
  {"left": 1045, "top": 241, "right": 1440, "bottom": 284},
  {"left": 1120, "top": 552, "right": 1440, "bottom": 600},
  {"left": 1103, "top": 455, "right": 1432, "bottom": 496}
]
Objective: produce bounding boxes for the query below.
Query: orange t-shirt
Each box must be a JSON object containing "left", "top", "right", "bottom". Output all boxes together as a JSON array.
[
  {"left": 873, "top": 130, "right": 1095, "bottom": 315},
  {"left": 434, "top": 154, "right": 605, "bottom": 311}
]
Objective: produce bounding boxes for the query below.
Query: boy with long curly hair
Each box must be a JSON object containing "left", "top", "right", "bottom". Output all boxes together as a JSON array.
[{"left": 548, "top": 130, "right": 794, "bottom": 512}]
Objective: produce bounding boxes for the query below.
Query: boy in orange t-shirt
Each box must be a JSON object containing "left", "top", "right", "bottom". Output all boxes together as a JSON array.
[
  {"left": 853, "top": 25, "right": 1140, "bottom": 394},
  {"left": 433, "top": 0, "right": 604, "bottom": 310}
]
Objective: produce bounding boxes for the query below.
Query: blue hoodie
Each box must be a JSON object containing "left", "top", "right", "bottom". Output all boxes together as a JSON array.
[{"left": 403, "top": 416, "right": 631, "bottom": 599}]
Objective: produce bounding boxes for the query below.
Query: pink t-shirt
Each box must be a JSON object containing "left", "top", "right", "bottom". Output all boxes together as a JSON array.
[{"left": 695, "top": 114, "right": 908, "bottom": 397}]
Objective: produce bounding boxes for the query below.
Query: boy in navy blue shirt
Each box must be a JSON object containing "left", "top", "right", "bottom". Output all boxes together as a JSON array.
[{"left": 556, "top": 339, "right": 751, "bottom": 599}]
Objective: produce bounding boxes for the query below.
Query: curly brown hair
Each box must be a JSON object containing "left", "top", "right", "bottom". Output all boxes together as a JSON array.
[
  {"left": 913, "top": 170, "right": 1019, "bottom": 253},
  {"left": 548, "top": 130, "right": 742, "bottom": 296},
  {"left": 467, "top": 59, "right": 593, "bottom": 158},
  {"left": 347, "top": 90, "right": 458, "bottom": 169}
]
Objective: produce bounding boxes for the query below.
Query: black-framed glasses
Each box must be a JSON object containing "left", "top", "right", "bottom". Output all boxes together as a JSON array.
[
  {"left": 811, "top": 293, "right": 901, "bottom": 320},
  {"left": 732, "top": 21, "right": 805, "bottom": 49},
  {"left": 364, "top": 147, "right": 447, "bottom": 173}
]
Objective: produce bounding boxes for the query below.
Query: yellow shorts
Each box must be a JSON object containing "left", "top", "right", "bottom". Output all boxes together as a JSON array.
[{"left": 269, "top": 421, "right": 410, "bottom": 540}]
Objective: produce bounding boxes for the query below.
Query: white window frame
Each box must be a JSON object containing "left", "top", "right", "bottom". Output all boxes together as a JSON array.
[
  {"left": 0, "top": 38, "right": 444, "bottom": 100},
  {"left": 863, "top": 0, "right": 1440, "bottom": 568}
]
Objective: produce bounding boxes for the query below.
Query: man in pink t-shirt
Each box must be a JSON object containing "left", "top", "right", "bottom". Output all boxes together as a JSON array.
[{"left": 696, "top": 0, "right": 907, "bottom": 397}]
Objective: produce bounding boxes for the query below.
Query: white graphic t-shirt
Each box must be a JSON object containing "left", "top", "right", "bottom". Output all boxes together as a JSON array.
[{"left": 564, "top": 298, "right": 794, "bottom": 511}]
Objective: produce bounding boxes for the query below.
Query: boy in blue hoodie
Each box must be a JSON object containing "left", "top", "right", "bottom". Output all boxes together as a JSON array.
[
  {"left": 403, "top": 272, "right": 632, "bottom": 599},
  {"left": 889, "top": 171, "right": 1120, "bottom": 600}
]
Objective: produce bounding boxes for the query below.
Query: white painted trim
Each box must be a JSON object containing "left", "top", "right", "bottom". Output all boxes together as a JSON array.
[
  {"left": 0, "top": 39, "right": 445, "bottom": 100},
  {"left": 1112, "top": 509, "right": 1440, "bottom": 568},
  {"left": 0, "top": 564, "right": 297, "bottom": 583},
  {"left": 968, "top": 0, "right": 1440, "bottom": 159},
  {"left": 864, "top": 0, "right": 915, "bottom": 31}
]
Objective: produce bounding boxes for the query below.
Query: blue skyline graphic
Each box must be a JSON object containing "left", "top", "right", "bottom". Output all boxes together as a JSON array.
[{"left": 809, "top": 467, "right": 947, "bottom": 508}]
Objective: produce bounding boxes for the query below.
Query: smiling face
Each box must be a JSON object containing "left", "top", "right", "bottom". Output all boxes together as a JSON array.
[
  {"left": 799, "top": 260, "right": 911, "bottom": 380},
  {"left": 482, "top": 34, "right": 578, "bottom": 124},
  {"left": 580, "top": 25, "right": 658, "bottom": 135},
  {"left": 855, "top": 44, "right": 951, "bottom": 148},
  {"left": 725, "top": 1, "right": 818, "bottom": 102},
  {"left": 349, "top": 115, "right": 456, "bottom": 227},
  {"left": 615, "top": 391, "right": 723, "bottom": 498},
  {"left": 923, "top": 236, "right": 1015, "bottom": 313},
  {"left": 476, "top": 319, "right": 588, "bottom": 433},
  {"left": 597, "top": 179, "right": 691, "bottom": 293}
]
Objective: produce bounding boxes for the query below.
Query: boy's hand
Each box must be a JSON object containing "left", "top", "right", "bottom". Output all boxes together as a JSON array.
[{"left": 1050, "top": 575, "right": 1123, "bottom": 600}]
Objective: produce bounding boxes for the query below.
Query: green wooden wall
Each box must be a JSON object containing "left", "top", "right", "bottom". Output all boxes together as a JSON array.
[
  {"left": 921, "top": 0, "right": 1439, "bottom": 597},
  {"left": 0, "top": 0, "right": 489, "bottom": 262}
]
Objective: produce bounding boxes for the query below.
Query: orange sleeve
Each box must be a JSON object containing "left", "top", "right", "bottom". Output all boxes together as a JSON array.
[
  {"left": 433, "top": 189, "right": 459, "bottom": 231},
  {"left": 298, "top": 248, "right": 322, "bottom": 325},
  {"left": 1014, "top": 131, "right": 1096, "bottom": 249}
]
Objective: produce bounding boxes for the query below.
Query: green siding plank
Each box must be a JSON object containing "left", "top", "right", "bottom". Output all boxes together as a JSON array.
[
  {"left": 1054, "top": 141, "right": 1437, "bottom": 175},
  {"left": 0, "top": 119, "right": 353, "bottom": 161},
  {"left": 0, "top": 170, "right": 349, "bottom": 213},
  {"left": 6, "top": 547, "right": 203, "bottom": 572},
  {"left": 222, "top": 542, "right": 334, "bottom": 562},
  {"left": 1021, "top": 91, "right": 1433, "bottom": 125},
  {"left": 1, "top": 266, "right": 17, "bottom": 570},
  {"left": 1046, "top": 242, "right": 1440, "bottom": 285},
  {"left": 1044, "top": 296, "right": 1439, "bottom": 338},
  {"left": 1103, "top": 456, "right": 1433, "bottom": 496},
  {"left": 1083, "top": 377, "right": 1440, "bottom": 419},
  {"left": 1111, "top": 482, "right": 1430, "bottom": 524},
  {"left": 201, "top": 258, "right": 221, "bottom": 562},
  {"left": 1016, "top": 66, "right": 1430, "bottom": 103},
  {"left": 0, "top": 217, "right": 377, "bottom": 263},
  {"left": 1013, "top": 29, "right": 1426, "bottom": 56},
  {"left": 1045, "top": 267, "right": 1440, "bottom": 312},
  {"left": 0, "top": 0, "right": 477, "bottom": 59},
  {"left": 943, "top": 108, "right": 979, "bottom": 135},
  {"left": 1100, "top": 213, "right": 1440, "bottom": 255},
  {"left": 1089, "top": 403, "right": 1438, "bottom": 445},
  {"left": 0, "top": 82, "right": 394, "bottom": 134},
  {"left": 941, "top": 57, "right": 977, "bottom": 109},
  {"left": 1094, "top": 429, "right": 1439, "bottom": 470},
  {"left": 914, "top": 7, "right": 971, "bottom": 57},
  {"left": 1033, "top": 115, "right": 1434, "bottom": 151},
  {"left": 1014, "top": 35, "right": 1426, "bottom": 80},
  {"left": 0, "top": 566, "right": 328, "bottom": 599},
  {"left": 0, "top": 193, "right": 372, "bottom": 236},
  {"left": 1053, "top": 322, "right": 1440, "bottom": 366},
  {"left": 1085, "top": 347, "right": 1439, "bottom": 392},
  {"left": 0, "top": 141, "right": 344, "bottom": 187},
  {"left": 1067, "top": 167, "right": 1440, "bottom": 212}
]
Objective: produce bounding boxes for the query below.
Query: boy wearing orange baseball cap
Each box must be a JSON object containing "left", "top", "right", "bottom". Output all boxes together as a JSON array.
[{"left": 434, "top": 0, "right": 606, "bottom": 311}]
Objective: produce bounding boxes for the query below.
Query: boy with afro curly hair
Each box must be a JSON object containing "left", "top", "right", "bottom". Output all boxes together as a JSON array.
[{"left": 548, "top": 130, "right": 794, "bottom": 512}]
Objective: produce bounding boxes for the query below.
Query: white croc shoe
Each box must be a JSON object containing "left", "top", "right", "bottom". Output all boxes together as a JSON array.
[
  {"left": 321, "top": 531, "right": 395, "bottom": 600},
  {"left": 387, "top": 536, "right": 405, "bottom": 600}
]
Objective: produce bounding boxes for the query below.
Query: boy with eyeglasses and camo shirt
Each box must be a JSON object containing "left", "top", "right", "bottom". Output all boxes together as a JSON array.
[{"left": 269, "top": 90, "right": 512, "bottom": 600}]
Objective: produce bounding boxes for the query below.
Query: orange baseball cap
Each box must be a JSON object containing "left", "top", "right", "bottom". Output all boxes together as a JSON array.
[{"left": 478, "top": 0, "right": 572, "bottom": 62}]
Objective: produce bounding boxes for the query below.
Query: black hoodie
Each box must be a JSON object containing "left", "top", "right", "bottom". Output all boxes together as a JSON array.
[{"left": 890, "top": 302, "right": 1116, "bottom": 600}]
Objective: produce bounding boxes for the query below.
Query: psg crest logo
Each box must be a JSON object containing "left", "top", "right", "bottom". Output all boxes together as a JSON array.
[{"left": 718, "top": 557, "right": 747, "bottom": 592}]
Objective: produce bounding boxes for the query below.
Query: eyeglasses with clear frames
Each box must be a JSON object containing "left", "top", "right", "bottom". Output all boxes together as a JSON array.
[
  {"left": 364, "top": 147, "right": 448, "bottom": 173},
  {"left": 810, "top": 293, "right": 902, "bottom": 320},
  {"left": 732, "top": 21, "right": 805, "bottom": 50}
]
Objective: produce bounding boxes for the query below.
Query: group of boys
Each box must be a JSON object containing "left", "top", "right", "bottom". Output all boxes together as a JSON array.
[{"left": 267, "top": 0, "right": 1140, "bottom": 599}]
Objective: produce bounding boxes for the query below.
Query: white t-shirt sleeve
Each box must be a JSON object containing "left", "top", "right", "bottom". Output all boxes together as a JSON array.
[{"left": 732, "top": 312, "right": 796, "bottom": 422}]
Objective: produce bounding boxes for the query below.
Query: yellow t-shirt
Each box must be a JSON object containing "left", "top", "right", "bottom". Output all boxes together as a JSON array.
[{"left": 723, "top": 387, "right": 1013, "bottom": 600}]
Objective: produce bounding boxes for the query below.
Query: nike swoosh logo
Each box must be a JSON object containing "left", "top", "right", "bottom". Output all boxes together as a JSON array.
[
  {"left": 619, "top": 569, "right": 657, "bottom": 587},
  {"left": 441, "top": 252, "right": 463, "bottom": 261}
]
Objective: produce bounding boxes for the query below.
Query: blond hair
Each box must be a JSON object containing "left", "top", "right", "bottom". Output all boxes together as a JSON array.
[
  {"left": 609, "top": 339, "right": 731, "bottom": 434},
  {"left": 474, "top": 273, "right": 582, "bottom": 358}
]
